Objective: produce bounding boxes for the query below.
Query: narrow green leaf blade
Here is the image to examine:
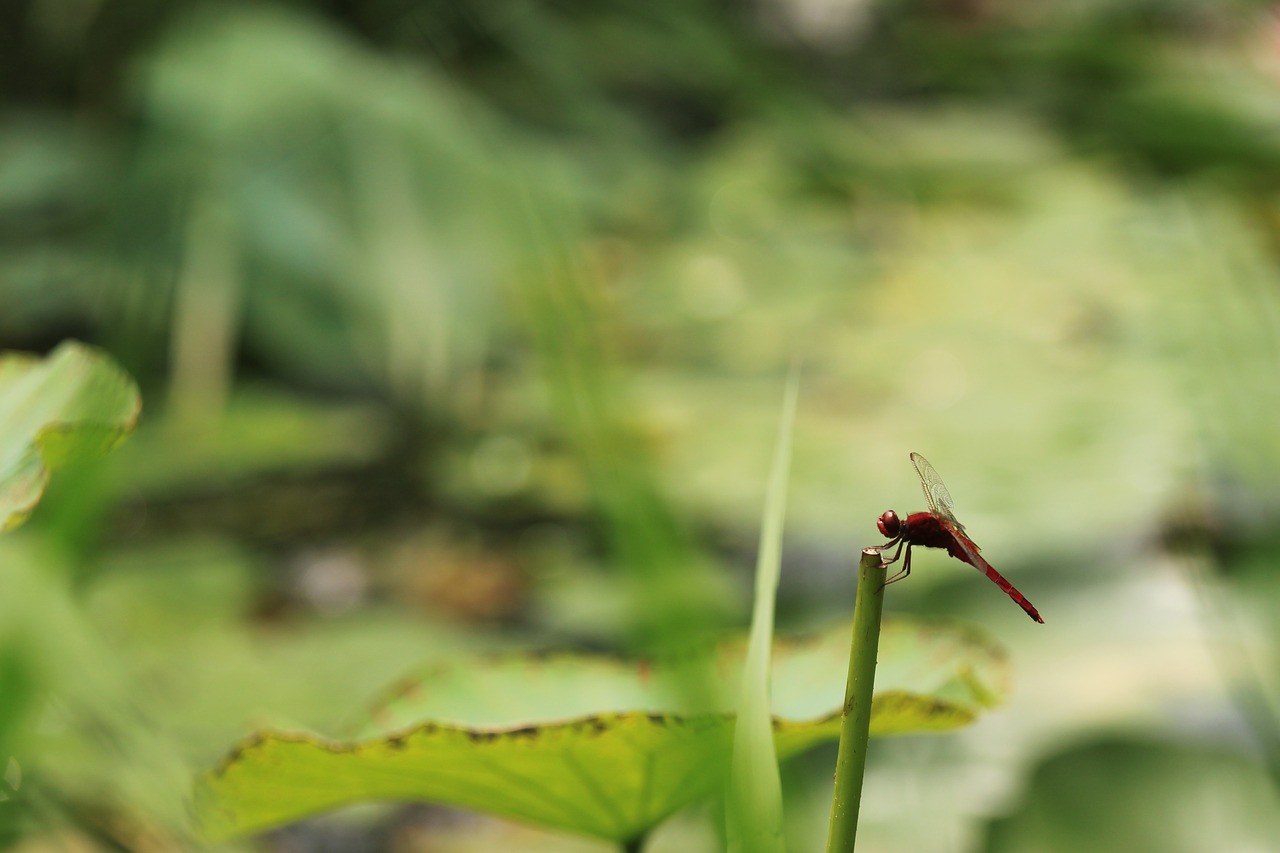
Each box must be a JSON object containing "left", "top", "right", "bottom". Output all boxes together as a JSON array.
[{"left": 727, "top": 368, "right": 797, "bottom": 853}]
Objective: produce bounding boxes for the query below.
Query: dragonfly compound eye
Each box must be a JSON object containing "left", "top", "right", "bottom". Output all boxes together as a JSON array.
[{"left": 877, "top": 511, "right": 901, "bottom": 538}]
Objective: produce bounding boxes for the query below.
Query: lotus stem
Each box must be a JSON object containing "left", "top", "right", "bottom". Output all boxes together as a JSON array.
[{"left": 825, "top": 547, "right": 887, "bottom": 853}]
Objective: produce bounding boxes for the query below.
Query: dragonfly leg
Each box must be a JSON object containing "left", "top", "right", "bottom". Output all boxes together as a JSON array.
[
  {"left": 883, "top": 546, "right": 912, "bottom": 587},
  {"left": 878, "top": 538, "right": 904, "bottom": 568}
]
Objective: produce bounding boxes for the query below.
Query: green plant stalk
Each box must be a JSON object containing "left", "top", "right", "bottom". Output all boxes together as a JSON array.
[{"left": 825, "top": 548, "right": 887, "bottom": 853}]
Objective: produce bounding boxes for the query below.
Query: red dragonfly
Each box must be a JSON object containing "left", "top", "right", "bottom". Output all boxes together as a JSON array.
[{"left": 876, "top": 452, "right": 1044, "bottom": 623}]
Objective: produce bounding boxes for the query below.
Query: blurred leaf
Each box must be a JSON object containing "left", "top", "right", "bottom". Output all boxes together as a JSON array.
[
  {"left": 197, "top": 618, "right": 1009, "bottom": 842},
  {"left": 0, "top": 538, "right": 194, "bottom": 843},
  {"left": 985, "top": 737, "right": 1280, "bottom": 853},
  {"left": 137, "top": 6, "right": 516, "bottom": 400},
  {"left": 0, "top": 643, "right": 38, "bottom": 756},
  {"left": 110, "top": 389, "right": 393, "bottom": 495},
  {"left": 0, "top": 342, "right": 140, "bottom": 531}
]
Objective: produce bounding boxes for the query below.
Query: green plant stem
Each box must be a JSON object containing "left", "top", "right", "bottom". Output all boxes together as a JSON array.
[{"left": 825, "top": 548, "right": 887, "bottom": 853}]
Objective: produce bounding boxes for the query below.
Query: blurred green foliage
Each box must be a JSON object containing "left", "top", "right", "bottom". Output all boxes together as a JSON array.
[
  {"left": 198, "top": 617, "right": 1009, "bottom": 844},
  {"left": 6, "top": 0, "right": 1280, "bottom": 850}
]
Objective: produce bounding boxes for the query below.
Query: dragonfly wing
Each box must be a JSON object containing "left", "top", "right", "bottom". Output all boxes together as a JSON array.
[
  {"left": 940, "top": 518, "right": 981, "bottom": 560},
  {"left": 909, "top": 452, "right": 963, "bottom": 530}
]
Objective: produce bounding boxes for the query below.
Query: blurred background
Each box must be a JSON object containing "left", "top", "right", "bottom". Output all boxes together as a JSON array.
[{"left": 5, "top": 0, "right": 1280, "bottom": 850}]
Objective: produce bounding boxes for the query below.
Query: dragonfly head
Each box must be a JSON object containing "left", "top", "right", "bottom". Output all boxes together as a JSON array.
[{"left": 877, "top": 510, "right": 902, "bottom": 538}]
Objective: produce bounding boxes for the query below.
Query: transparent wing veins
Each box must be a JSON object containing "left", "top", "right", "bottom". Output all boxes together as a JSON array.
[{"left": 909, "top": 452, "right": 964, "bottom": 530}]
